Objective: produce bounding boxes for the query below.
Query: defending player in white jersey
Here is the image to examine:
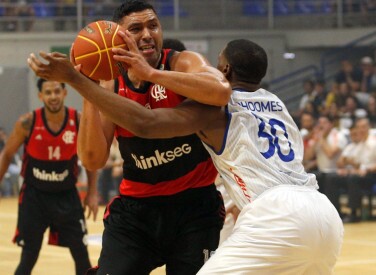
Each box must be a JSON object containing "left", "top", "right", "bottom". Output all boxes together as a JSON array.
[{"left": 28, "top": 38, "right": 344, "bottom": 274}]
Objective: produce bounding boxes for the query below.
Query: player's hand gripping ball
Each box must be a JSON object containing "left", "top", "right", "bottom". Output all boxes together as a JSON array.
[{"left": 72, "top": 20, "right": 127, "bottom": 81}]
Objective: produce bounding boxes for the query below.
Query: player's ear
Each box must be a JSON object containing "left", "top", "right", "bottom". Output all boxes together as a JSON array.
[
  {"left": 38, "top": 91, "right": 43, "bottom": 102},
  {"left": 223, "top": 64, "right": 232, "bottom": 79}
]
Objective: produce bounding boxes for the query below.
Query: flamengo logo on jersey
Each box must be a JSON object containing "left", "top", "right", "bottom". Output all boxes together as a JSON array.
[
  {"left": 131, "top": 144, "right": 191, "bottom": 169},
  {"left": 33, "top": 168, "right": 69, "bottom": 182},
  {"left": 62, "top": 131, "right": 76, "bottom": 144},
  {"left": 151, "top": 84, "right": 167, "bottom": 102}
]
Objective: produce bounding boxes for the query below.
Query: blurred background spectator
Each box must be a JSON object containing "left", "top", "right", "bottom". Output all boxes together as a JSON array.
[
  {"left": 97, "top": 138, "right": 122, "bottom": 205},
  {"left": 305, "top": 115, "right": 348, "bottom": 194}
]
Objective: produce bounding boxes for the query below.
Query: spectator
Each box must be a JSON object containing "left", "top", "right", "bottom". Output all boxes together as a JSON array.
[
  {"left": 300, "top": 112, "right": 318, "bottom": 173},
  {"left": 323, "top": 82, "right": 339, "bottom": 114},
  {"left": 97, "top": 138, "right": 122, "bottom": 205},
  {"left": 54, "top": 0, "right": 75, "bottom": 31},
  {"left": 339, "top": 94, "right": 367, "bottom": 129},
  {"left": 302, "top": 99, "right": 320, "bottom": 119},
  {"left": 325, "top": 124, "right": 362, "bottom": 217},
  {"left": 14, "top": 0, "right": 35, "bottom": 31},
  {"left": 1, "top": 0, "right": 17, "bottom": 31},
  {"left": 305, "top": 115, "right": 348, "bottom": 194},
  {"left": 360, "top": 0, "right": 376, "bottom": 25},
  {"left": 294, "top": 79, "right": 316, "bottom": 120},
  {"left": 336, "top": 82, "right": 353, "bottom": 112},
  {"left": 366, "top": 94, "right": 376, "bottom": 127},
  {"left": 343, "top": 118, "right": 376, "bottom": 222},
  {"left": 312, "top": 78, "right": 328, "bottom": 115},
  {"left": 360, "top": 56, "right": 375, "bottom": 93},
  {"left": 335, "top": 59, "right": 362, "bottom": 92}
]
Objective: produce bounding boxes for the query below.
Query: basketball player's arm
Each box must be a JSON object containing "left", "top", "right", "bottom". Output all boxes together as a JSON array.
[
  {"left": 27, "top": 52, "right": 222, "bottom": 147},
  {"left": 125, "top": 99, "right": 221, "bottom": 137},
  {"left": 78, "top": 91, "right": 115, "bottom": 171},
  {"left": 0, "top": 114, "right": 30, "bottom": 183},
  {"left": 113, "top": 31, "right": 231, "bottom": 106},
  {"left": 83, "top": 168, "right": 99, "bottom": 221},
  {"left": 101, "top": 97, "right": 225, "bottom": 151}
]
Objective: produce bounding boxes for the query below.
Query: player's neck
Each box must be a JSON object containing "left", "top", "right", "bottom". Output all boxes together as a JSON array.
[
  {"left": 44, "top": 107, "right": 66, "bottom": 124},
  {"left": 231, "top": 80, "right": 260, "bottom": 93}
]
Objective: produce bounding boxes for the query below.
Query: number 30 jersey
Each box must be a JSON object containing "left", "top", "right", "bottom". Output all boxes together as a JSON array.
[
  {"left": 21, "top": 107, "right": 79, "bottom": 192},
  {"left": 203, "top": 89, "right": 318, "bottom": 210}
]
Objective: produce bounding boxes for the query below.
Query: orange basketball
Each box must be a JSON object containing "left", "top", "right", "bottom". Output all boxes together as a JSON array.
[{"left": 72, "top": 20, "right": 127, "bottom": 81}]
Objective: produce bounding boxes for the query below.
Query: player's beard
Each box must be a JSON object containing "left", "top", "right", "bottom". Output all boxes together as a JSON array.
[{"left": 44, "top": 102, "right": 63, "bottom": 114}]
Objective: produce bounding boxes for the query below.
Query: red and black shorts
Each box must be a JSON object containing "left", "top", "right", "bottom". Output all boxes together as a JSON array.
[{"left": 13, "top": 183, "right": 88, "bottom": 250}]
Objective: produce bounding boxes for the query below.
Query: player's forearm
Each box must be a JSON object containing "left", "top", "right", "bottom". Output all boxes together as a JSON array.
[
  {"left": 148, "top": 69, "right": 231, "bottom": 106},
  {"left": 71, "top": 77, "right": 161, "bottom": 136},
  {"left": 78, "top": 100, "right": 110, "bottom": 170},
  {"left": 68, "top": 71, "right": 195, "bottom": 139},
  {"left": 0, "top": 153, "right": 12, "bottom": 182}
]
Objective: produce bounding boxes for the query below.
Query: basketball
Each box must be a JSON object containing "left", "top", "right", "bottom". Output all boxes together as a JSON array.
[{"left": 72, "top": 20, "right": 127, "bottom": 81}]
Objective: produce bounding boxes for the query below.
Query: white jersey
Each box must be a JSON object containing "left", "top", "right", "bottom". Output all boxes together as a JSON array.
[{"left": 203, "top": 88, "right": 318, "bottom": 210}]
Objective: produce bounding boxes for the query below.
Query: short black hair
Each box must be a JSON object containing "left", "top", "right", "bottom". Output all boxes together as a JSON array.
[
  {"left": 112, "top": 0, "right": 156, "bottom": 23},
  {"left": 37, "top": 78, "right": 65, "bottom": 92},
  {"left": 163, "top": 38, "right": 186, "bottom": 51},
  {"left": 224, "top": 39, "right": 267, "bottom": 84}
]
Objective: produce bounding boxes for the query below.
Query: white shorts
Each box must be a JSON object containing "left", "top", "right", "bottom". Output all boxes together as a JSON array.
[{"left": 197, "top": 185, "right": 344, "bottom": 275}]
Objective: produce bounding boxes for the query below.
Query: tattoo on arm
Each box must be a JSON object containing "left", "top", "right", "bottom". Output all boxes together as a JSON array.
[{"left": 21, "top": 117, "right": 32, "bottom": 131}]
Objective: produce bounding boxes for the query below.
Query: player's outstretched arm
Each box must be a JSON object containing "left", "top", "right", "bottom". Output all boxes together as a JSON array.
[
  {"left": 0, "top": 114, "right": 30, "bottom": 184},
  {"left": 27, "top": 52, "right": 222, "bottom": 147},
  {"left": 113, "top": 30, "right": 232, "bottom": 106}
]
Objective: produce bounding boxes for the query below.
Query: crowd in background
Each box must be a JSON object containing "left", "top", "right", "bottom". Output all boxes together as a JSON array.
[
  {"left": 295, "top": 55, "right": 376, "bottom": 223},
  {"left": 0, "top": 0, "right": 119, "bottom": 32},
  {"left": 1, "top": 0, "right": 376, "bottom": 32}
]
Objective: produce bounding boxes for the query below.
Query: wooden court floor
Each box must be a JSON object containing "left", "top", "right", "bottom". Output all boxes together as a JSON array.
[{"left": 1, "top": 197, "right": 375, "bottom": 275}]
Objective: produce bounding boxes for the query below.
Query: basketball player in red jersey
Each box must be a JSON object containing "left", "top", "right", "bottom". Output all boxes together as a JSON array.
[
  {"left": 0, "top": 78, "right": 98, "bottom": 275},
  {"left": 28, "top": 0, "right": 231, "bottom": 274}
]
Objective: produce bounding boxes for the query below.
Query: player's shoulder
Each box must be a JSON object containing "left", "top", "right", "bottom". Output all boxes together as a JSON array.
[
  {"left": 175, "top": 50, "right": 205, "bottom": 61},
  {"left": 18, "top": 111, "right": 33, "bottom": 123},
  {"left": 170, "top": 50, "right": 208, "bottom": 71},
  {"left": 16, "top": 112, "right": 34, "bottom": 132}
]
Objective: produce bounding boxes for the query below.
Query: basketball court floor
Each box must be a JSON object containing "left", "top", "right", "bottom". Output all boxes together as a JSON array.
[{"left": 1, "top": 197, "right": 375, "bottom": 274}]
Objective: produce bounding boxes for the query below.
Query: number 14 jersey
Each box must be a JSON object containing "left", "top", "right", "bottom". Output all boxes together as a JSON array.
[{"left": 21, "top": 107, "right": 79, "bottom": 192}]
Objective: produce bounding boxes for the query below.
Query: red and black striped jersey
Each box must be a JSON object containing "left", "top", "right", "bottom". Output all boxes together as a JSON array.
[
  {"left": 21, "top": 107, "right": 80, "bottom": 192},
  {"left": 115, "top": 49, "right": 217, "bottom": 197}
]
